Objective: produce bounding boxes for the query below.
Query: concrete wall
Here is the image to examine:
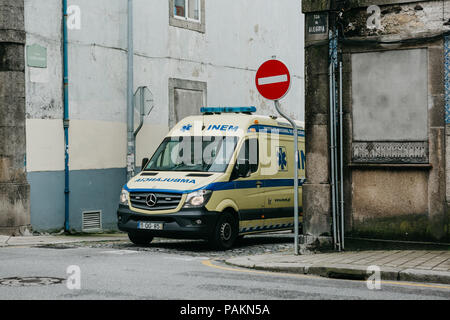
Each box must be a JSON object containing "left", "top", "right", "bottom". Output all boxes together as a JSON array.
[
  {"left": 0, "top": 0, "right": 30, "bottom": 235},
  {"left": 302, "top": 0, "right": 449, "bottom": 243},
  {"left": 24, "top": 0, "right": 305, "bottom": 232}
]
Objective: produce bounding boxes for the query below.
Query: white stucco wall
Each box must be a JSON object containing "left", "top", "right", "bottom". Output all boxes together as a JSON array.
[{"left": 25, "top": 0, "right": 305, "bottom": 171}]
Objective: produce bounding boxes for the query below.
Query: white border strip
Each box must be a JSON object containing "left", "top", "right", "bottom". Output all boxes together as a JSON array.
[{"left": 258, "top": 74, "right": 288, "bottom": 85}]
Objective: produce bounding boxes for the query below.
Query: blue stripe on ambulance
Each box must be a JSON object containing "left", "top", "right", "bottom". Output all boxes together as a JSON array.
[
  {"left": 124, "top": 178, "right": 306, "bottom": 193},
  {"left": 248, "top": 124, "right": 305, "bottom": 137}
]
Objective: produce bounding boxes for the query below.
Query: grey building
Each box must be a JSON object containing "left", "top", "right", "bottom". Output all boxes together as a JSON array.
[{"left": 302, "top": 0, "right": 450, "bottom": 247}]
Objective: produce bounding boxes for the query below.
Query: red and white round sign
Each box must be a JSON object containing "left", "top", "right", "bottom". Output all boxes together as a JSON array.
[{"left": 255, "top": 59, "right": 291, "bottom": 100}]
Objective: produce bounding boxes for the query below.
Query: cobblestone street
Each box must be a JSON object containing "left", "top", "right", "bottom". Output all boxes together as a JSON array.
[{"left": 35, "top": 232, "right": 296, "bottom": 260}]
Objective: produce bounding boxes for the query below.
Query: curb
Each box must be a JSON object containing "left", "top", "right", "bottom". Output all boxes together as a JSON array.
[
  {"left": 0, "top": 234, "right": 128, "bottom": 247},
  {"left": 225, "top": 257, "right": 450, "bottom": 285},
  {"left": 398, "top": 269, "right": 450, "bottom": 284}
]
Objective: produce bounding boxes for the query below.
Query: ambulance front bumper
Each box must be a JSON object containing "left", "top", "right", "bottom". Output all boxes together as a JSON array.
[{"left": 117, "top": 205, "right": 220, "bottom": 240}]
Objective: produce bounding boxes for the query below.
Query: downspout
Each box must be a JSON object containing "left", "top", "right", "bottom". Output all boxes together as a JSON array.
[
  {"left": 339, "top": 61, "right": 345, "bottom": 250},
  {"left": 329, "top": 30, "right": 338, "bottom": 250},
  {"left": 63, "top": 0, "right": 70, "bottom": 231},
  {"left": 127, "top": 0, "right": 134, "bottom": 180},
  {"left": 329, "top": 59, "right": 337, "bottom": 250}
]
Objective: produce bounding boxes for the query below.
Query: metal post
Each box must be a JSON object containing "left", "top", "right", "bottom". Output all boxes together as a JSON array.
[
  {"left": 332, "top": 62, "right": 341, "bottom": 251},
  {"left": 127, "top": 0, "right": 134, "bottom": 180},
  {"left": 133, "top": 87, "right": 144, "bottom": 173},
  {"left": 329, "top": 63, "right": 337, "bottom": 250},
  {"left": 339, "top": 61, "right": 345, "bottom": 250},
  {"left": 274, "top": 100, "right": 299, "bottom": 255}
]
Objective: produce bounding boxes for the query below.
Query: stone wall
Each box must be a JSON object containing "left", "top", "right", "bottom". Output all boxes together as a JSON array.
[
  {"left": 302, "top": 0, "right": 450, "bottom": 243},
  {"left": 0, "top": 0, "right": 30, "bottom": 235}
]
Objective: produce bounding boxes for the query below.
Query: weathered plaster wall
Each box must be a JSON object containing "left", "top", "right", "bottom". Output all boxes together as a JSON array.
[{"left": 351, "top": 48, "right": 428, "bottom": 141}]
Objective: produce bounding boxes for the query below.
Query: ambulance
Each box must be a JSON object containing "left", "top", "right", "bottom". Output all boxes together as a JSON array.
[{"left": 117, "top": 107, "right": 305, "bottom": 250}]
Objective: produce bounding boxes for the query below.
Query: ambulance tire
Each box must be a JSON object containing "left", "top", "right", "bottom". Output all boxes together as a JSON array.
[
  {"left": 210, "top": 212, "right": 238, "bottom": 250},
  {"left": 128, "top": 233, "right": 153, "bottom": 246}
]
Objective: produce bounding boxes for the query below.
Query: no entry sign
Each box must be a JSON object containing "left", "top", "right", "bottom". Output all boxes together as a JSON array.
[{"left": 255, "top": 59, "right": 291, "bottom": 100}]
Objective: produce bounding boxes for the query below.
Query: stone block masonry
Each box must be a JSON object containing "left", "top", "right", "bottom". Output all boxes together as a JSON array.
[{"left": 0, "top": 0, "right": 30, "bottom": 235}]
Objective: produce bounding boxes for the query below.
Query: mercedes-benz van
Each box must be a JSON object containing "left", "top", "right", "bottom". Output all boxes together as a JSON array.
[{"left": 117, "top": 107, "right": 305, "bottom": 249}]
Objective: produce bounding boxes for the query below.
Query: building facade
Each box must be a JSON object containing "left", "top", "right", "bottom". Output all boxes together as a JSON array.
[
  {"left": 302, "top": 0, "right": 450, "bottom": 245},
  {"left": 0, "top": 0, "right": 305, "bottom": 234}
]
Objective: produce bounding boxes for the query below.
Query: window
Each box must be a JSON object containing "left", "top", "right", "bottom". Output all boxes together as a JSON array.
[
  {"left": 169, "top": 78, "right": 207, "bottom": 128},
  {"left": 174, "top": 0, "right": 200, "bottom": 22},
  {"left": 145, "top": 136, "right": 238, "bottom": 173},
  {"left": 170, "top": 0, "right": 205, "bottom": 33},
  {"left": 236, "top": 139, "right": 259, "bottom": 174}
]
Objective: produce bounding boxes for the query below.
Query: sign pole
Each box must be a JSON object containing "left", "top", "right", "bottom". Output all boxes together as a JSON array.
[
  {"left": 274, "top": 100, "right": 299, "bottom": 255},
  {"left": 255, "top": 58, "right": 298, "bottom": 255}
]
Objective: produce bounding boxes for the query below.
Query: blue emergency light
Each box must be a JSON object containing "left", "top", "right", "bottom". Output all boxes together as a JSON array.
[{"left": 200, "top": 106, "right": 257, "bottom": 114}]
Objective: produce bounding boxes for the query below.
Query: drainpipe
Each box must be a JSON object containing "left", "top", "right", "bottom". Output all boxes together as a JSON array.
[
  {"left": 339, "top": 61, "right": 345, "bottom": 250},
  {"left": 127, "top": 0, "right": 134, "bottom": 180},
  {"left": 329, "top": 61, "right": 337, "bottom": 250},
  {"left": 329, "top": 29, "right": 339, "bottom": 250},
  {"left": 63, "top": 0, "right": 70, "bottom": 231}
]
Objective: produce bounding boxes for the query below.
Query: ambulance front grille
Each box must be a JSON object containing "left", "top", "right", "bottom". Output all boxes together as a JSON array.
[{"left": 130, "top": 192, "right": 182, "bottom": 211}]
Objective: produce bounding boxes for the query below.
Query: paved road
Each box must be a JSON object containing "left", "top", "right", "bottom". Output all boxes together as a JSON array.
[{"left": 0, "top": 235, "right": 449, "bottom": 300}]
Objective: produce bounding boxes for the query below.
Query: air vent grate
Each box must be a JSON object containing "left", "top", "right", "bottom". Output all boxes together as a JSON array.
[{"left": 82, "top": 211, "right": 102, "bottom": 232}]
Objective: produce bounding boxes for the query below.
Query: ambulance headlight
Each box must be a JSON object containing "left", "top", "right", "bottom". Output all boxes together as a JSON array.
[
  {"left": 184, "top": 190, "right": 212, "bottom": 208},
  {"left": 120, "top": 189, "right": 129, "bottom": 205}
]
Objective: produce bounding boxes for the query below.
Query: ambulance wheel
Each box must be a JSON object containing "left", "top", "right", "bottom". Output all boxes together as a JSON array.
[
  {"left": 128, "top": 233, "right": 153, "bottom": 246},
  {"left": 210, "top": 212, "right": 238, "bottom": 250}
]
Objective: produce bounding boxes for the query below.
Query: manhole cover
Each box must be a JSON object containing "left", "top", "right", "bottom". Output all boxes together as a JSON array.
[{"left": 0, "top": 277, "right": 65, "bottom": 287}]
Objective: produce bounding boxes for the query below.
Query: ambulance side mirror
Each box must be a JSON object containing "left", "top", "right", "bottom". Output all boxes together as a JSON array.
[{"left": 141, "top": 158, "right": 149, "bottom": 171}]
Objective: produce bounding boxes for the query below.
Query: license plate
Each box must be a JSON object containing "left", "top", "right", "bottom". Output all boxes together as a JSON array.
[{"left": 137, "top": 222, "right": 164, "bottom": 230}]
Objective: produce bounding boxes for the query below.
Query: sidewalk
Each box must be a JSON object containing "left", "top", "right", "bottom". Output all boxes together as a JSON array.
[
  {"left": 225, "top": 250, "right": 450, "bottom": 285},
  {"left": 0, "top": 233, "right": 128, "bottom": 247}
]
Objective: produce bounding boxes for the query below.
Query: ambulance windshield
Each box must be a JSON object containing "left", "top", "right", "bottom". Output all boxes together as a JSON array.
[{"left": 144, "top": 136, "right": 239, "bottom": 173}]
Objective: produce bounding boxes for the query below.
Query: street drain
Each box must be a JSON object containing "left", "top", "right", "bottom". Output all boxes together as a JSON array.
[
  {"left": 326, "top": 272, "right": 367, "bottom": 281},
  {"left": 0, "top": 277, "right": 65, "bottom": 287}
]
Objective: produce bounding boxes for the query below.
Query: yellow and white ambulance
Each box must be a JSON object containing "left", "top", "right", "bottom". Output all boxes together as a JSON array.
[{"left": 117, "top": 107, "right": 305, "bottom": 249}]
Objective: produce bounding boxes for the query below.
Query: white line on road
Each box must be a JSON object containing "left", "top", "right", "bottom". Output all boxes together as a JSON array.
[
  {"left": 164, "top": 256, "right": 209, "bottom": 261},
  {"left": 257, "top": 74, "right": 288, "bottom": 85},
  {"left": 100, "top": 250, "right": 137, "bottom": 255}
]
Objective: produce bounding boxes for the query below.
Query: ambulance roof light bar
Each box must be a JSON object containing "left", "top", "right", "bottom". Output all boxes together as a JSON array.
[{"left": 200, "top": 107, "right": 257, "bottom": 115}]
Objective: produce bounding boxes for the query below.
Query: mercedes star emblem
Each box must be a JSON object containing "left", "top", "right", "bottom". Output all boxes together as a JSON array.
[{"left": 146, "top": 193, "right": 157, "bottom": 207}]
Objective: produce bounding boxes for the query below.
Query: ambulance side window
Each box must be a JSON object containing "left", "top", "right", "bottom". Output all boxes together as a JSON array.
[{"left": 236, "top": 138, "right": 259, "bottom": 174}]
